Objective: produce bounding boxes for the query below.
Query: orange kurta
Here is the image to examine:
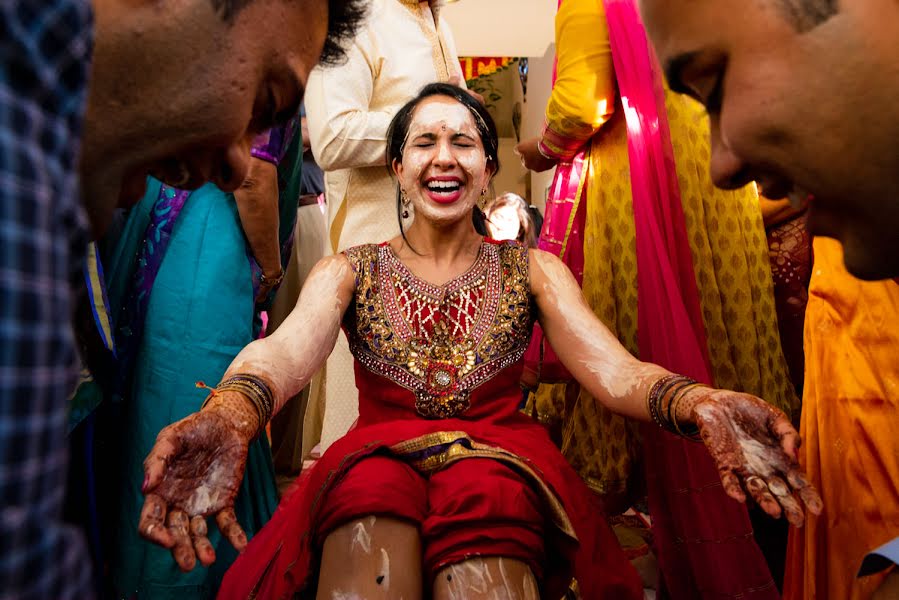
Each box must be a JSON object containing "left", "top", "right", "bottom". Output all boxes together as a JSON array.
[{"left": 785, "top": 237, "right": 899, "bottom": 599}]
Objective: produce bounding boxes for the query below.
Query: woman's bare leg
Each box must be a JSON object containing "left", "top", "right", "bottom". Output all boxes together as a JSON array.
[
  {"left": 316, "top": 516, "right": 423, "bottom": 600},
  {"left": 433, "top": 557, "right": 540, "bottom": 600}
]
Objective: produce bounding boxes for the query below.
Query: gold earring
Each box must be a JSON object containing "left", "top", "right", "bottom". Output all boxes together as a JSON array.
[
  {"left": 478, "top": 189, "right": 488, "bottom": 211},
  {"left": 401, "top": 190, "right": 411, "bottom": 219}
]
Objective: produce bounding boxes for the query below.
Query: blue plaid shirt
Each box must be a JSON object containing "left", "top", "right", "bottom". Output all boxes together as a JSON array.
[{"left": 1, "top": 2, "right": 94, "bottom": 598}]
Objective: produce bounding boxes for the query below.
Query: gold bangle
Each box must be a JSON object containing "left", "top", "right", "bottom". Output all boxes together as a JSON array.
[
  {"left": 669, "top": 383, "right": 704, "bottom": 441},
  {"left": 259, "top": 269, "right": 285, "bottom": 288},
  {"left": 200, "top": 374, "right": 275, "bottom": 439}
]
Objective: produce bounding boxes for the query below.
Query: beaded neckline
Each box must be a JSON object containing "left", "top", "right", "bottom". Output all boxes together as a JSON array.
[
  {"left": 344, "top": 241, "right": 533, "bottom": 419},
  {"left": 382, "top": 240, "right": 490, "bottom": 301}
]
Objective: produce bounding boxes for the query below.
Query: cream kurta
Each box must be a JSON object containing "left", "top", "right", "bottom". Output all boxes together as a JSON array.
[
  {"left": 304, "top": 0, "right": 464, "bottom": 449},
  {"left": 305, "top": 0, "right": 464, "bottom": 253}
]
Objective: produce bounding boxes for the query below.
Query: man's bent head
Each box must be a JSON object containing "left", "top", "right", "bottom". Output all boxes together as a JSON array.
[
  {"left": 80, "top": 0, "right": 366, "bottom": 236},
  {"left": 640, "top": 0, "right": 899, "bottom": 279}
]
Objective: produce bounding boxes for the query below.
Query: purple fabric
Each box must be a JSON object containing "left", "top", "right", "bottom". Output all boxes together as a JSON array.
[
  {"left": 251, "top": 119, "right": 299, "bottom": 165},
  {"left": 113, "top": 185, "right": 190, "bottom": 397}
]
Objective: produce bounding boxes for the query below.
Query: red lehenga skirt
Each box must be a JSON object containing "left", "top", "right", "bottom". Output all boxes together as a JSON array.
[{"left": 218, "top": 363, "right": 642, "bottom": 599}]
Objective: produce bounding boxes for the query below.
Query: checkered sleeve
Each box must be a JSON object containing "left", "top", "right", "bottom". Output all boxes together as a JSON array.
[{"left": 0, "top": 2, "right": 94, "bottom": 598}]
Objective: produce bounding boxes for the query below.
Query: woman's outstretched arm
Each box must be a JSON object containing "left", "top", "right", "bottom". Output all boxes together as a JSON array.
[
  {"left": 530, "top": 248, "right": 822, "bottom": 524},
  {"left": 136, "top": 254, "right": 356, "bottom": 571},
  {"left": 530, "top": 248, "right": 667, "bottom": 419},
  {"left": 223, "top": 253, "right": 355, "bottom": 416}
]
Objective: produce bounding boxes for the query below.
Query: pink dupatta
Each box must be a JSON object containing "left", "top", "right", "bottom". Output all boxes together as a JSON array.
[
  {"left": 603, "top": 0, "right": 778, "bottom": 596},
  {"left": 533, "top": 0, "right": 780, "bottom": 595}
]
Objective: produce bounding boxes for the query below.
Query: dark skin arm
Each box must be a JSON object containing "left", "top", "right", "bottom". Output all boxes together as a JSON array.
[
  {"left": 515, "top": 137, "right": 558, "bottom": 172},
  {"left": 760, "top": 196, "right": 803, "bottom": 228},
  {"left": 233, "top": 157, "right": 281, "bottom": 303},
  {"left": 873, "top": 570, "right": 899, "bottom": 600}
]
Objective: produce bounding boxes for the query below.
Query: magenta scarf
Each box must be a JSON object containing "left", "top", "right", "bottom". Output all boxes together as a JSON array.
[{"left": 603, "top": 0, "right": 779, "bottom": 596}]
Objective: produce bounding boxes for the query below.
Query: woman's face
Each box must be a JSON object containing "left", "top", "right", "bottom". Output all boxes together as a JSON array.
[
  {"left": 486, "top": 204, "right": 522, "bottom": 241},
  {"left": 394, "top": 96, "right": 495, "bottom": 227}
]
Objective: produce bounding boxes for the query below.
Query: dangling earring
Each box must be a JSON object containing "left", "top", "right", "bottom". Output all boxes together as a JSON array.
[
  {"left": 478, "top": 189, "right": 488, "bottom": 211},
  {"left": 401, "top": 190, "right": 411, "bottom": 219}
]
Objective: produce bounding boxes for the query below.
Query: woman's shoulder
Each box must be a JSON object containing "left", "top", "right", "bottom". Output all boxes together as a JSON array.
[{"left": 340, "top": 242, "right": 387, "bottom": 274}]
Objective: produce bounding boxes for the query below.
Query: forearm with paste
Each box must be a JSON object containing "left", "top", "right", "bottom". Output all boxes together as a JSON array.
[
  {"left": 531, "top": 250, "right": 671, "bottom": 420},
  {"left": 221, "top": 255, "right": 354, "bottom": 416}
]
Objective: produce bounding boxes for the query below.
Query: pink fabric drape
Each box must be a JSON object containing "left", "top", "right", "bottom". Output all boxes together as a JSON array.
[
  {"left": 524, "top": 156, "right": 585, "bottom": 381},
  {"left": 524, "top": 2, "right": 587, "bottom": 381},
  {"left": 603, "top": 0, "right": 778, "bottom": 597}
]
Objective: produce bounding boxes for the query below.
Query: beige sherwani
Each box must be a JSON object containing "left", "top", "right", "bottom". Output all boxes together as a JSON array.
[{"left": 304, "top": 0, "right": 464, "bottom": 450}]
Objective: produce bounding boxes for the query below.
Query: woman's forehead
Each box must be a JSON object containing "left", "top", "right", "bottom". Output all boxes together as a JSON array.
[{"left": 408, "top": 96, "right": 477, "bottom": 131}]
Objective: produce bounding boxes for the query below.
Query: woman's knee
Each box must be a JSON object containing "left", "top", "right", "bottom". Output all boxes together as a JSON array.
[
  {"left": 432, "top": 557, "right": 540, "bottom": 600},
  {"left": 317, "top": 516, "right": 423, "bottom": 600}
]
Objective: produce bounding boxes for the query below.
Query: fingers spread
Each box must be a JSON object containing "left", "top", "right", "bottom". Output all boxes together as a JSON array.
[
  {"left": 138, "top": 494, "right": 173, "bottom": 548},
  {"left": 190, "top": 515, "right": 216, "bottom": 567},
  {"left": 720, "top": 470, "right": 747, "bottom": 503},
  {"left": 744, "top": 475, "right": 782, "bottom": 520},
  {"left": 166, "top": 510, "right": 196, "bottom": 572},
  {"left": 143, "top": 434, "right": 180, "bottom": 491},
  {"left": 766, "top": 475, "right": 805, "bottom": 527},
  {"left": 216, "top": 508, "right": 248, "bottom": 553},
  {"left": 786, "top": 469, "right": 824, "bottom": 515}
]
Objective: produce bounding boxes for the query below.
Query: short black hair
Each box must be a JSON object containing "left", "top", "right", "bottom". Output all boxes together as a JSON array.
[
  {"left": 210, "top": 0, "right": 367, "bottom": 65},
  {"left": 776, "top": 0, "right": 838, "bottom": 32},
  {"left": 320, "top": 0, "right": 368, "bottom": 66}
]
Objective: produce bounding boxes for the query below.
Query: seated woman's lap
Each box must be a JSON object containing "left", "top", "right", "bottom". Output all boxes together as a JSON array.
[{"left": 316, "top": 453, "right": 547, "bottom": 581}]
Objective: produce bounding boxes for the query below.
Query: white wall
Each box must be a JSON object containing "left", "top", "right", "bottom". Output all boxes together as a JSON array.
[{"left": 441, "top": 0, "right": 556, "bottom": 58}]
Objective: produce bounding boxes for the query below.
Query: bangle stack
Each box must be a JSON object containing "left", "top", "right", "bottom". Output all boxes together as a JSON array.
[
  {"left": 201, "top": 374, "right": 274, "bottom": 436},
  {"left": 647, "top": 374, "right": 705, "bottom": 440}
]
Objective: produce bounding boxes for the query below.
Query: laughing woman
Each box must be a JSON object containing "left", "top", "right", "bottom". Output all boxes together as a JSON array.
[{"left": 135, "top": 84, "right": 820, "bottom": 600}]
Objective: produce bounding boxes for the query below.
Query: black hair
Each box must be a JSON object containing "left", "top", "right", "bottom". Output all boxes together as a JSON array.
[
  {"left": 320, "top": 0, "right": 368, "bottom": 66},
  {"left": 385, "top": 82, "right": 500, "bottom": 249},
  {"left": 210, "top": 0, "right": 367, "bottom": 65},
  {"left": 776, "top": 0, "right": 837, "bottom": 31}
]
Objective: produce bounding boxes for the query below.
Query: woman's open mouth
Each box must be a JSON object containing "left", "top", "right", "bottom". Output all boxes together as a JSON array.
[{"left": 424, "top": 178, "right": 463, "bottom": 204}]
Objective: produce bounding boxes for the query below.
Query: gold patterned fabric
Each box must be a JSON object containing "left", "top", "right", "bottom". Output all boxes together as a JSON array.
[
  {"left": 343, "top": 241, "right": 535, "bottom": 419},
  {"left": 533, "top": 0, "right": 797, "bottom": 506},
  {"left": 303, "top": 0, "right": 466, "bottom": 452}
]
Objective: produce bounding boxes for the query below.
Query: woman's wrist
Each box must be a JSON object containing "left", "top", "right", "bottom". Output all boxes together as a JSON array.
[
  {"left": 259, "top": 267, "right": 285, "bottom": 289},
  {"left": 674, "top": 384, "right": 713, "bottom": 425},
  {"left": 201, "top": 392, "right": 261, "bottom": 442},
  {"left": 646, "top": 374, "right": 709, "bottom": 439},
  {"left": 199, "top": 373, "right": 276, "bottom": 440}
]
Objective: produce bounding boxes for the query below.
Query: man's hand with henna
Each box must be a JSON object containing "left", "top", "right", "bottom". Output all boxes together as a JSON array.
[
  {"left": 139, "top": 391, "right": 260, "bottom": 571},
  {"left": 677, "top": 387, "right": 824, "bottom": 526}
]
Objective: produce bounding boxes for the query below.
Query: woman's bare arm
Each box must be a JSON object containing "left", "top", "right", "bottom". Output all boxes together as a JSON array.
[
  {"left": 529, "top": 248, "right": 822, "bottom": 526},
  {"left": 530, "top": 248, "right": 669, "bottom": 419},
  {"left": 137, "top": 254, "right": 356, "bottom": 571},
  {"left": 223, "top": 253, "right": 356, "bottom": 415}
]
